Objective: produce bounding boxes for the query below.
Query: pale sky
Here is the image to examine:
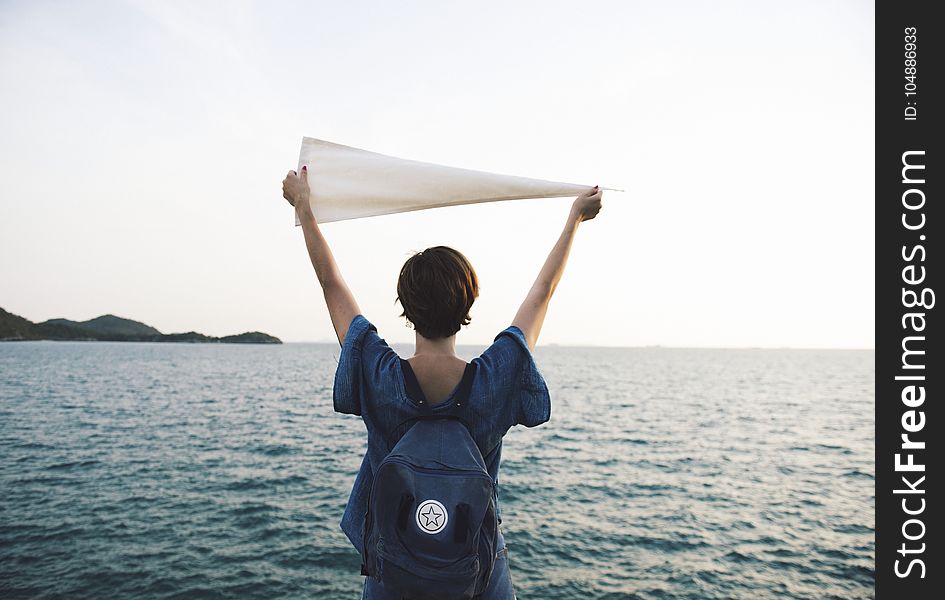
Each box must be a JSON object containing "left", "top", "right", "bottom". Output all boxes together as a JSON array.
[{"left": 0, "top": 1, "right": 874, "bottom": 348}]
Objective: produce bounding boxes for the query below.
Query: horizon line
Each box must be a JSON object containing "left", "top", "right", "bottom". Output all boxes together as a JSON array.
[{"left": 285, "top": 340, "right": 876, "bottom": 351}]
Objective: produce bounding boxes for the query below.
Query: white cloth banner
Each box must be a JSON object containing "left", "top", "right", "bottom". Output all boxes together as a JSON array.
[{"left": 294, "top": 137, "right": 601, "bottom": 225}]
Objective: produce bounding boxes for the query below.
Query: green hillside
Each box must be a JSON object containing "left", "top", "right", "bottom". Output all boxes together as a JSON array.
[
  {"left": 0, "top": 307, "right": 41, "bottom": 341},
  {"left": 0, "top": 307, "right": 281, "bottom": 344},
  {"left": 43, "top": 314, "right": 162, "bottom": 337}
]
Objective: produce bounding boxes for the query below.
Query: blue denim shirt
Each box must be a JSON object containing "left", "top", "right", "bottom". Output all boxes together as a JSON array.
[{"left": 332, "top": 314, "right": 552, "bottom": 555}]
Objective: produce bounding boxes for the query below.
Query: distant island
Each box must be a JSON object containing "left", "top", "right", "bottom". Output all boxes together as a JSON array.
[{"left": 0, "top": 307, "right": 281, "bottom": 344}]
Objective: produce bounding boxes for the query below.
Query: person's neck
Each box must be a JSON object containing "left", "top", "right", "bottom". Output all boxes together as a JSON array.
[{"left": 413, "top": 332, "right": 457, "bottom": 358}]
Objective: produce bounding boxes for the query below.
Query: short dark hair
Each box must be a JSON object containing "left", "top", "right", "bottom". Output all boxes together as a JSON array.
[{"left": 396, "top": 246, "right": 479, "bottom": 339}]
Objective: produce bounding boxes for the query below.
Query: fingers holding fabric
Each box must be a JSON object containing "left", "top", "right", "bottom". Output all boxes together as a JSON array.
[
  {"left": 282, "top": 167, "right": 311, "bottom": 209},
  {"left": 572, "top": 185, "right": 604, "bottom": 222},
  {"left": 282, "top": 172, "right": 297, "bottom": 206}
]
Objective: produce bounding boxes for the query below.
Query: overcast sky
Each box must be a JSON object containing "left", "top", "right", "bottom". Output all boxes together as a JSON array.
[{"left": 0, "top": 0, "right": 874, "bottom": 348}]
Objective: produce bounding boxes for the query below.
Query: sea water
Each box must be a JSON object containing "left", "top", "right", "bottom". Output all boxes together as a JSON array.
[{"left": 0, "top": 341, "right": 874, "bottom": 599}]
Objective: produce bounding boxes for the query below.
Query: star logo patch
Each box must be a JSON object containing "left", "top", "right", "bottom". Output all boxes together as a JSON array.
[{"left": 415, "top": 499, "right": 449, "bottom": 534}]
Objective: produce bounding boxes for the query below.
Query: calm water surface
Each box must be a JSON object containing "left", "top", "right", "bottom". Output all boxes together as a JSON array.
[{"left": 0, "top": 341, "right": 874, "bottom": 599}]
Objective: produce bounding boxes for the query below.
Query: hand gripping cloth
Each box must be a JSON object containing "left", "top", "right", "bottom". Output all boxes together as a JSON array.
[{"left": 294, "top": 137, "right": 604, "bottom": 225}]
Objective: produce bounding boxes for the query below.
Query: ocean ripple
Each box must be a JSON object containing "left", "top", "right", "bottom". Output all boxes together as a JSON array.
[{"left": 0, "top": 342, "right": 874, "bottom": 598}]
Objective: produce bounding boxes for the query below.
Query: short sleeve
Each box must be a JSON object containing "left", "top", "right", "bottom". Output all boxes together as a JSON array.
[
  {"left": 332, "top": 314, "right": 396, "bottom": 416},
  {"left": 479, "top": 325, "right": 551, "bottom": 427}
]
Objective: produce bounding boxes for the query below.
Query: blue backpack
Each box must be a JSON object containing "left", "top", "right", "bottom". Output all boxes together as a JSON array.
[{"left": 361, "top": 361, "right": 498, "bottom": 599}]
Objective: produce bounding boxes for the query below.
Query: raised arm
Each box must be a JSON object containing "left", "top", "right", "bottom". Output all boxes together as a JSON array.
[
  {"left": 511, "top": 186, "right": 603, "bottom": 351},
  {"left": 283, "top": 165, "right": 361, "bottom": 346}
]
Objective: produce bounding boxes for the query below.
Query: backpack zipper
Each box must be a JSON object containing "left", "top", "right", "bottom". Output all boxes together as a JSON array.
[{"left": 381, "top": 457, "right": 493, "bottom": 481}]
